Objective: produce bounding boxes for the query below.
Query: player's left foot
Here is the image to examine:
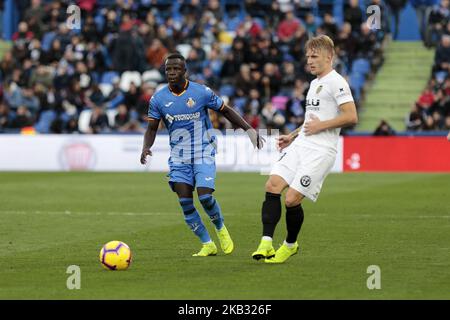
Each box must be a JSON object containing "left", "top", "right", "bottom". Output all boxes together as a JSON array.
[
  {"left": 192, "top": 242, "right": 217, "bottom": 257},
  {"left": 265, "top": 242, "right": 299, "bottom": 264},
  {"left": 215, "top": 225, "right": 234, "bottom": 254}
]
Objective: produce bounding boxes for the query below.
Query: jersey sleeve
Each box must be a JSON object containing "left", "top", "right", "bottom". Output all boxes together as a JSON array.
[
  {"left": 332, "top": 78, "right": 354, "bottom": 106},
  {"left": 147, "top": 95, "right": 161, "bottom": 120},
  {"left": 204, "top": 86, "right": 224, "bottom": 111}
]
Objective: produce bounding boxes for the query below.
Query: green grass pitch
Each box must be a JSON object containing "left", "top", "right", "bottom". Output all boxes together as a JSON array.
[{"left": 0, "top": 172, "right": 449, "bottom": 299}]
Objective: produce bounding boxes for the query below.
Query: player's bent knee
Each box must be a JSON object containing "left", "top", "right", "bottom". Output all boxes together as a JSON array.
[
  {"left": 285, "top": 190, "right": 304, "bottom": 207},
  {"left": 265, "top": 176, "right": 286, "bottom": 194}
]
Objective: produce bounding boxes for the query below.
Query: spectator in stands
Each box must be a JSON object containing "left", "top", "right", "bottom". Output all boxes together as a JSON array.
[
  {"left": 88, "top": 105, "right": 110, "bottom": 134},
  {"left": 0, "top": 0, "right": 387, "bottom": 134},
  {"left": 277, "top": 10, "right": 302, "bottom": 44},
  {"left": 123, "top": 81, "right": 141, "bottom": 111},
  {"left": 373, "top": 119, "right": 396, "bottom": 135},
  {"left": 417, "top": 84, "right": 436, "bottom": 114},
  {"left": 407, "top": 103, "right": 425, "bottom": 130},
  {"left": 0, "top": 103, "right": 13, "bottom": 131},
  {"left": 427, "top": 0, "right": 450, "bottom": 46},
  {"left": 444, "top": 114, "right": 450, "bottom": 130},
  {"left": 114, "top": 103, "right": 142, "bottom": 133},
  {"left": 244, "top": 88, "right": 263, "bottom": 119},
  {"left": 335, "top": 22, "right": 357, "bottom": 67},
  {"left": 234, "top": 64, "right": 253, "bottom": 98},
  {"left": 321, "top": 12, "right": 339, "bottom": 40},
  {"left": 12, "top": 21, "right": 34, "bottom": 45},
  {"left": 386, "top": 0, "right": 408, "bottom": 40},
  {"left": 146, "top": 38, "right": 169, "bottom": 70},
  {"left": 7, "top": 86, "right": 40, "bottom": 114},
  {"left": 344, "top": 0, "right": 363, "bottom": 35},
  {"left": 285, "top": 83, "right": 305, "bottom": 132},
  {"left": 0, "top": 51, "right": 17, "bottom": 81},
  {"left": 11, "top": 105, "right": 33, "bottom": 129},
  {"left": 411, "top": 0, "right": 438, "bottom": 41},
  {"left": 432, "top": 35, "right": 450, "bottom": 75},
  {"left": 303, "top": 13, "right": 317, "bottom": 38},
  {"left": 261, "top": 62, "right": 281, "bottom": 98},
  {"left": 422, "top": 115, "right": 439, "bottom": 130},
  {"left": 261, "top": 101, "right": 285, "bottom": 133},
  {"left": 65, "top": 117, "right": 79, "bottom": 134}
]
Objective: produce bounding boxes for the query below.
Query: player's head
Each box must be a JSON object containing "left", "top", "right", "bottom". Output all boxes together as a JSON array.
[
  {"left": 305, "top": 35, "right": 334, "bottom": 77},
  {"left": 164, "top": 53, "right": 187, "bottom": 86}
]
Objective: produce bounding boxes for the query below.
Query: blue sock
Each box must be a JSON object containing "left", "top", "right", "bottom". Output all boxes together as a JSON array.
[
  {"left": 199, "top": 194, "right": 224, "bottom": 230},
  {"left": 179, "top": 198, "right": 211, "bottom": 243}
]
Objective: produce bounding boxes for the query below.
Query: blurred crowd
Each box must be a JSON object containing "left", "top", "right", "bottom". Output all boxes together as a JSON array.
[
  {"left": 0, "top": 0, "right": 388, "bottom": 135},
  {"left": 408, "top": 0, "right": 450, "bottom": 131}
]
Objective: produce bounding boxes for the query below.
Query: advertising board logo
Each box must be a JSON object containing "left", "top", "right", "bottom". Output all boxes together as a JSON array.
[{"left": 60, "top": 141, "right": 96, "bottom": 170}]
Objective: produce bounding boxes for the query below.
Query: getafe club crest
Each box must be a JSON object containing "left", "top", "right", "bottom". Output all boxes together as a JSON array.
[
  {"left": 316, "top": 85, "right": 323, "bottom": 94},
  {"left": 186, "top": 97, "right": 196, "bottom": 108}
]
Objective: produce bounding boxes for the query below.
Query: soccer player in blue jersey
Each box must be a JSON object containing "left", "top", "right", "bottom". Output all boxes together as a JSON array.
[{"left": 140, "top": 53, "right": 264, "bottom": 257}]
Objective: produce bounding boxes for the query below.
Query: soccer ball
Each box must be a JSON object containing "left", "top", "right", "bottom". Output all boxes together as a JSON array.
[{"left": 99, "top": 241, "right": 132, "bottom": 271}]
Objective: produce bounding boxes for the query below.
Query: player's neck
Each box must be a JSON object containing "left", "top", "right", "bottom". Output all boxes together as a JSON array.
[
  {"left": 169, "top": 79, "right": 188, "bottom": 94},
  {"left": 316, "top": 68, "right": 334, "bottom": 80}
]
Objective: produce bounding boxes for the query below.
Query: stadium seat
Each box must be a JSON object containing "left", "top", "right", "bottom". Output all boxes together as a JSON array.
[
  {"left": 349, "top": 72, "right": 365, "bottom": 101},
  {"left": 34, "top": 110, "right": 57, "bottom": 133},
  {"left": 219, "top": 84, "right": 235, "bottom": 98},
  {"left": 175, "top": 44, "right": 192, "bottom": 59},
  {"left": 99, "top": 83, "right": 113, "bottom": 97},
  {"left": 142, "top": 69, "right": 163, "bottom": 83},
  {"left": 100, "top": 71, "right": 120, "bottom": 85},
  {"left": 351, "top": 58, "right": 371, "bottom": 76},
  {"left": 106, "top": 109, "right": 118, "bottom": 128},
  {"left": 233, "top": 97, "right": 247, "bottom": 115},
  {"left": 119, "top": 71, "right": 142, "bottom": 92},
  {"left": 78, "top": 109, "right": 92, "bottom": 133}
]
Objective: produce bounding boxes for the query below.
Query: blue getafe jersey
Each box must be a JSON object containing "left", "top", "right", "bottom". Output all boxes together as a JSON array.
[{"left": 148, "top": 81, "right": 224, "bottom": 160}]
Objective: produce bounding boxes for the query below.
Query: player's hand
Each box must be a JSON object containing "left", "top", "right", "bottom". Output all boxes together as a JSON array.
[
  {"left": 140, "top": 148, "right": 152, "bottom": 165},
  {"left": 247, "top": 128, "right": 265, "bottom": 149},
  {"left": 276, "top": 135, "right": 293, "bottom": 151},
  {"left": 303, "top": 114, "right": 323, "bottom": 136}
]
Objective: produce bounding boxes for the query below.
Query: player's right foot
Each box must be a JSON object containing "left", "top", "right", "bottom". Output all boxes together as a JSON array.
[
  {"left": 192, "top": 242, "right": 217, "bottom": 257},
  {"left": 265, "top": 242, "right": 299, "bottom": 264},
  {"left": 215, "top": 225, "right": 234, "bottom": 254},
  {"left": 252, "top": 239, "right": 276, "bottom": 260}
]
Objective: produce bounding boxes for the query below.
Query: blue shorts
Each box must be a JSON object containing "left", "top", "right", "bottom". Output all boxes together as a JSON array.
[{"left": 168, "top": 157, "right": 216, "bottom": 191}]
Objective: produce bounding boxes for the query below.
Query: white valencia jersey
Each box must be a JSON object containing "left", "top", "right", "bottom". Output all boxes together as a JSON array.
[{"left": 295, "top": 70, "right": 354, "bottom": 153}]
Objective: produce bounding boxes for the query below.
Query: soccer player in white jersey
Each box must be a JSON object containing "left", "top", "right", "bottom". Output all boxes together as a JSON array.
[{"left": 252, "top": 35, "right": 358, "bottom": 263}]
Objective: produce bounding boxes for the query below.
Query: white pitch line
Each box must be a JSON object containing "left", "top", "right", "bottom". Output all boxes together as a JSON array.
[{"left": 0, "top": 210, "right": 168, "bottom": 216}]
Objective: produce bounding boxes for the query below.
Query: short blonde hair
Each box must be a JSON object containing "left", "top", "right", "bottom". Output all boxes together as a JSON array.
[{"left": 305, "top": 35, "right": 335, "bottom": 56}]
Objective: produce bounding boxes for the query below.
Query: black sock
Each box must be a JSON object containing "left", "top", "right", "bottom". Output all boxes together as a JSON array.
[
  {"left": 286, "top": 204, "right": 304, "bottom": 243},
  {"left": 262, "top": 192, "right": 281, "bottom": 238}
]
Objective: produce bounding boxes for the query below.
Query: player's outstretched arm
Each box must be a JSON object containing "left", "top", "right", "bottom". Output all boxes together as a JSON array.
[
  {"left": 219, "top": 104, "right": 265, "bottom": 149},
  {"left": 140, "top": 118, "right": 160, "bottom": 165},
  {"left": 303, "top": 102, "right": 358, "bottom": 136}
]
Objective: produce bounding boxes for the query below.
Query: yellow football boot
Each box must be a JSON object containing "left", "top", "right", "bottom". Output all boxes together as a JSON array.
[
  {"left": 252, "top": 239, "right": 276, "bottom": 260},
  {"left": 192, "top": 242, "right": 218, "bottom": 257},
  {"left": 265, "top": 242, "right": 299, "bottom": 264}
]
